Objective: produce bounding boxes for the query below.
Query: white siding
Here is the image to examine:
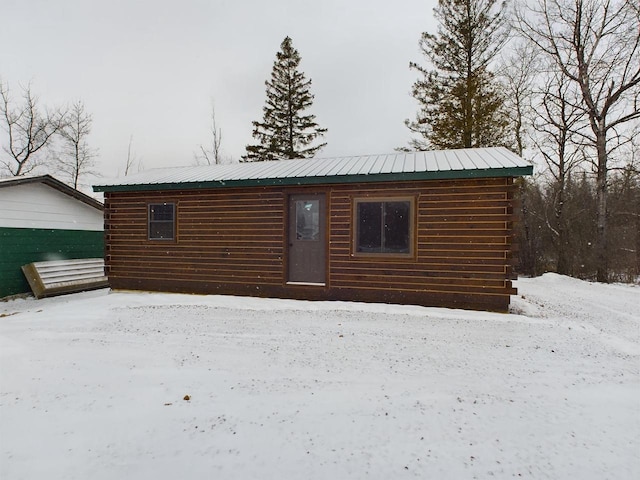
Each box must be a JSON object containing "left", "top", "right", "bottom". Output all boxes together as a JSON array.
[{"left": 0, "top": 183, "right": 103, "bottom": 231}]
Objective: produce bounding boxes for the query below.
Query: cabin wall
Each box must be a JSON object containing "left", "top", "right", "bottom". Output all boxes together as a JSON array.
[
  {"left": 104, "top": 189, "right": 286, "bottom": 295},
  {"left": 104, "top": 177, "right": 517, "bottom": 311},
  {"left": 327, "top": 178, "right": 516, "bottom": 311}
]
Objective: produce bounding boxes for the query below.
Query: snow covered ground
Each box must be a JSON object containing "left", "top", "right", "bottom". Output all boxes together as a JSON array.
[{"left": 1, "top": 273, "right": 638, "bottom": 479}]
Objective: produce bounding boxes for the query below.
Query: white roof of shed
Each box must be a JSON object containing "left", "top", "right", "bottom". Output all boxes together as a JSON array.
[
  {"left": 94, "top": 147, "right": 532, "bottom": 192},
  {"left": 1, "top": 175, "right": 103, "bottom": 209}
]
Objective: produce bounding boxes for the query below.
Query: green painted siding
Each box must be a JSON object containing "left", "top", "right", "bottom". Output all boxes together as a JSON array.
[{"left": 0, "top": 227, "right": 104, "bottom": 298}]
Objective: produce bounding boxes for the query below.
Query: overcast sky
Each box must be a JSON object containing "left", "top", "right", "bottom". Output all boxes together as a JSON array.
[{"left": 1, "top": 0, "right": 438, "bottom": 182}]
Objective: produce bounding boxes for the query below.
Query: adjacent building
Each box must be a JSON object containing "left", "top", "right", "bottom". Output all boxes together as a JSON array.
[{"left": 0, "top": 175, "right": 104, "bottom": 299}]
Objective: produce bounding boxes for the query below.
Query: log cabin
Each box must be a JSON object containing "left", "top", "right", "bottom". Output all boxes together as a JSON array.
[{"left": 93, "top": 147, "right": 532, "bottom": 311}]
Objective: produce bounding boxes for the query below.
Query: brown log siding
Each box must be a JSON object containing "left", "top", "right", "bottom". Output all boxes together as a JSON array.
[{"left": 103, "top": 177, "right": 517, "bottom": 311}]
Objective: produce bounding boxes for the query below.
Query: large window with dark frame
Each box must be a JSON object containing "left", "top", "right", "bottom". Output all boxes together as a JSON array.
[
  {"left": 148, "top": 203, "right": 175, "bottom": 240},
  {"left": 355, "top": 198, "right": 413, "bottom": 255}
]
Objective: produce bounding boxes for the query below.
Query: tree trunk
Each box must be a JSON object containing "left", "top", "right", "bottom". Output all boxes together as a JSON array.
[
  {"left": 464, "top": 75, "right": 473, "bottom": 148},
  {"left": 555, "top": 139, "right": 569, "bottom": 275},
  {"left": 594, "top": 125, "right": 608, "bottom": 282},
  {"left": 556, "top": 186, "right": 569, "bottom": 275},
  {"left": 636, "top": 209, "right": 640, "bottom": 278}
]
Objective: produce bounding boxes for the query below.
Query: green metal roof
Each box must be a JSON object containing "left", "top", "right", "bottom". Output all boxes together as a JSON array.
[{"left": 93, "top": 147, "right": 533, "bottom": 193}]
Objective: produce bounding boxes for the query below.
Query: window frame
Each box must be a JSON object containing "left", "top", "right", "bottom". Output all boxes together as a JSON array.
[
  {"left": 147, "top": 202, "right": 176, "bottom": 241},
  {"left": 352, "top": 196, "right": 416, "bottom": 259}
]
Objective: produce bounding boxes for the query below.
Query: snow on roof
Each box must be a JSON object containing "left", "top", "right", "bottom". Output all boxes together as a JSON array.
[{"left": 94, "top": 147, "right": 532, "bottom": 192}]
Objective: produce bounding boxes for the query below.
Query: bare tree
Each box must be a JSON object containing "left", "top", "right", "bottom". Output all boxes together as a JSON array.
[
  {"left": 0, "top": 81, "right": 66, "bottom": 176},
  {"left": 123, "top": 135, "right": 143, "bottom": 176},
  {"left": 196, "top": 101, "right": 223, "bottom": 165},
  {"left": 499, "top": 40, "right": 539, "bottom": 156},
  {"left": 515, "top": 175, "right": 547, "bottom": 276},
  {"left": 607, "top": 151, "right": 640, "bottom": 280},
  {"left": 55, "top": 100, "right": 98, "bottom": 188},
  {"left": 516, "top": 0, "right": 640, "bottom": 281},
  {"left": 533, "top": 71, "right": 586, "bottom": 274}
]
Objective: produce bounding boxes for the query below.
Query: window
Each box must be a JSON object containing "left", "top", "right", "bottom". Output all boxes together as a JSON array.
[
  {"left": 295, "top": 199, "right": 320, "bottom": 241},
  {"left": 148, "top": 203, "right": 175, "bottom": 240},
  {"left": 355, "top": 198, "right": 413, "bottom": 255}
]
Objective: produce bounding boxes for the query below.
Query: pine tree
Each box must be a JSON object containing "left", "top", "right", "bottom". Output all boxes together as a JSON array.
[
  {"left": 406, "top": 0, "right": 510, "bottom": 150},
  {"left": 244, "top": 37, "right": 327, "bottom": 161}
]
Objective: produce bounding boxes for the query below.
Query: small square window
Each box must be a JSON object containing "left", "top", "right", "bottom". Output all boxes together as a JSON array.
[
  {"left": 148, "top": 203, "right": 175, "bottom": 240},
  {"left": 355, "top": 199, "right": 413, "bottom": 255}
]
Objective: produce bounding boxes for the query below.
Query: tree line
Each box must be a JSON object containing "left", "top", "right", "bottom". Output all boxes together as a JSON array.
[
  {"left": 407, "top": 0, "right": 639, "bottom": 283},
  {"left": 1, "top": 0, "right": 637, "bottom": 282}
]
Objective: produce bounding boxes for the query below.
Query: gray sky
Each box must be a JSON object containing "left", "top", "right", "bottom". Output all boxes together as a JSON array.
[{"left": 1, "top": 0, "right": 438, "bottom": 180}]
